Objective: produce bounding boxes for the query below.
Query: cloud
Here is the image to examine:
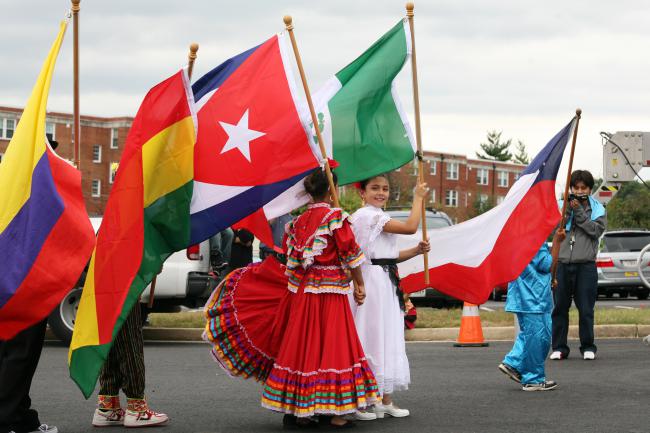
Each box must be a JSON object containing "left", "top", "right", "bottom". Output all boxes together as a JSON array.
[{"left": 1, "top": 0, "right": 649, "bottom": 178}]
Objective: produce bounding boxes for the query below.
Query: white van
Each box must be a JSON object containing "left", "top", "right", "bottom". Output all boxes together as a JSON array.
[{"left": 47, "top": 217, "right": 213, "bottom": 344}]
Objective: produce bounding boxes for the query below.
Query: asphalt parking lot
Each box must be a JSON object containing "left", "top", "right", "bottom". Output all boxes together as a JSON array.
[{"left": 32, "top": 339, "right": 650, "bottom": 433}]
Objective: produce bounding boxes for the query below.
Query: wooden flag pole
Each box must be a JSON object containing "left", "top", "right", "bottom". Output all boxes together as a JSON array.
[
  {"left": 406, "top": 2, "right": 430, "bottom": 284},
  {"left": 283, "top": 15, "right": 340, "bottom": 208},
  {"left": 551, "top": 108, "right": 582, "bottom": 287},
  {"left": 148, "top": 43, "right": 200, "bottom": 309},
  {"left": 71, "top": 0, "right": 80, "bottom": 168}
]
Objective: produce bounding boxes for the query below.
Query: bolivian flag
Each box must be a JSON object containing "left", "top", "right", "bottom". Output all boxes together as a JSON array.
[
  {"left": 0, "top": 21, "right": 95, "bottom": 340},
  {"left": 69, "top": 69, "right": 196, "bottom": 398}
]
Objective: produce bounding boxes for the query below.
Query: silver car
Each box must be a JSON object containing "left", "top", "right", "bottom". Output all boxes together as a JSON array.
[
  {"left": 387, "top": 209, "right": 462, "bottom": 308},
  {"left": 597, "top": 230, "right": 650, "bottom": 299}
]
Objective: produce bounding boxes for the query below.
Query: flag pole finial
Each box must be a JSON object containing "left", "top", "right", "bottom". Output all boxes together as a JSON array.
[
  {"left": 188, "top": 43, "right": 199, "bottom": 79},
  {"left": 71, "top": 0, "right": 80, "bottom": 12},
  {"left": 283, "top": 15, "right": 294, "bottom": 30},
  {"left": 576, "top": 108, "right": 582, "bottom": 117},
  {"left": 406, "top": 2, "right": 414, "bottom": 16}
]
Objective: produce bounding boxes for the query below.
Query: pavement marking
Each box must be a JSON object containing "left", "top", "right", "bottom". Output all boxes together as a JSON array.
[
  {"left": 614, "top": 305, "right": 636, "bottom": 310},
  {"left": 480, "top": 306, "right": 495, "bottom": 312}
]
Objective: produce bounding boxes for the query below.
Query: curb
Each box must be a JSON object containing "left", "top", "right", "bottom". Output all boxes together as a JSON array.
[{"left": 46, "top": 324, "right": 650, "bottom": 344}]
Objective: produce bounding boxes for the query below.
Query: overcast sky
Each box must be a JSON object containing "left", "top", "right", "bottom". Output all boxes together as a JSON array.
[{"left": 2, "top": 0, "right": 650, "bottom": 182}]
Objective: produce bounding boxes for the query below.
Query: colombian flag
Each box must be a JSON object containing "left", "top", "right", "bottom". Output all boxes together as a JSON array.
[
  {"left": 69, "top": 69, "right": 196, "bottom": 398},
  {"left": 0, "top": 21, "right": 95, "bottom": 340}
]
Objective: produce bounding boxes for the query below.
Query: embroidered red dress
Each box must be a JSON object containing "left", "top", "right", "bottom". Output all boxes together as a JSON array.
[{"left": 204, "top": 203, "right": 378, "bottom": 417}]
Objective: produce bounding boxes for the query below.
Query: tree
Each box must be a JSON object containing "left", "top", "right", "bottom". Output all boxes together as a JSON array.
[
  {"left": 472, "top": 194, "right": 495, "bottom": 217},
  {"left": 339, "top": 186, "right": 363, "bottom": 214},
  {"left": 606, "top": 182, "right": 650, "bottom": 229},
  {"left": 512, "top": 140, "right": 530, "bottom": 165},
  {"left": 476, "top": 130, "right": 513, "bottom": 161}
]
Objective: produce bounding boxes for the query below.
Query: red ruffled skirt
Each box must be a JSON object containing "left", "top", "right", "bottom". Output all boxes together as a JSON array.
[{"left": 204, "top": 257, "right": 378, "bottom": 416}]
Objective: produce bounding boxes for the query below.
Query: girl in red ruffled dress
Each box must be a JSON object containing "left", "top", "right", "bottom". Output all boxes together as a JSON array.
[{"left": 204, "top": 169, "right": 378, "bottom": 428}]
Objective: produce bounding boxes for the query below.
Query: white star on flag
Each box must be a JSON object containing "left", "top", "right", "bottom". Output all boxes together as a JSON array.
[{"left": 219, "top": 109, "right": 266, "bottom": 162}]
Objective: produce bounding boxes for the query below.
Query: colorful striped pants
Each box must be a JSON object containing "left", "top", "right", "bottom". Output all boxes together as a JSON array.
[{"left": 99, "top": 304, "right": 145, "bottom": 399}]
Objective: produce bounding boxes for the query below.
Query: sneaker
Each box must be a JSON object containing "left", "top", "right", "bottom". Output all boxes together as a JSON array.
[
  {"left": 351, "top": 410, "right": 377, "bottom": 421},
  {"left": 498, "top": 363, "right": 522, "bottom": 383},
  {"left": 92, "top": 408, "right": 125, "bottom": 427},
  {"left": 124, "top": 398, "right": 169, "bottom": 428},
  {"left": 16, "top": 425, "right": 59, "bottom": 433},
  {"left": 374, "top": 403, "right": 409, "bottom": 418},
  {"left": 522, "top": 380, "right": 558, "bottom": 391},
  {"left": 549, "top": 351, "right": 564, "bottom": 360},
  {"left": 583, "top": 351, "right": 596, "bottom": 360}
]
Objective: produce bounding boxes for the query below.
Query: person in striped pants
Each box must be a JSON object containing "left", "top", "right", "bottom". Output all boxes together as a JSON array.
[{"left": 91, "top": 304, "right": 169, "bottom": 428}]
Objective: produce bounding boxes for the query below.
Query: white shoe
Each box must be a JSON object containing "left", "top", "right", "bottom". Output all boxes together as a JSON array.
[
  {"left": 124, "top": 409, "right": 169, "bottom": 428},
  {"left": 29, "top": 425, "right": 58, "bottom": 433},
  {"left": 549, "top": 351, "right": 563, "bottom": 360},
  {"left": 351, "top": 410, "right": 377, "bottom": 421},
  {"left": 374, "top": 403, "right": 410, "bottom": 418},
  {"left": 92, "top": 408, "right": 125, "bottom": 427},
  {"left": 583, "top": 351, "right": 596, "bottom": 360}
]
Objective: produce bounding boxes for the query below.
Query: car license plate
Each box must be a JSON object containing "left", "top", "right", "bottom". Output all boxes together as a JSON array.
[
  {"left": 624, "top": 271, "right": 638, "bottom": 277},
  {"left": 622, "top": 260, "right": 638, "bottom": 267}
]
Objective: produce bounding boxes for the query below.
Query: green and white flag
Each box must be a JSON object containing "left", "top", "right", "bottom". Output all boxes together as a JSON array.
[{"left": 312, "top": 19, "right": 416, "bottom": 185}]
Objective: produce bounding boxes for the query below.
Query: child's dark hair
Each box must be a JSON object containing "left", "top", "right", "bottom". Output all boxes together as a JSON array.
[
  {"left": 304, "top": 168, "right": 338, "bottom": 199},
  {"left": 570, "top": 170, "right": 594, "bottom": 189},
  {"left": 359, "top": 173, "right": 390, "bottom": 190}
]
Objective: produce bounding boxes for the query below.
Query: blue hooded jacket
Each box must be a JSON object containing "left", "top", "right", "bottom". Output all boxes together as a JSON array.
[{"left": 505, "top": 244, "right": 553, "bottom": 313}]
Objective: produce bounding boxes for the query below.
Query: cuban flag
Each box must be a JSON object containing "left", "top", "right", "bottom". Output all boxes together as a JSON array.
[
  {"left": 189, "top": 33, "right": 319, "bottom": 245},
  {"left": 400, "top": 118, "right": 576, "bottom": 305}
]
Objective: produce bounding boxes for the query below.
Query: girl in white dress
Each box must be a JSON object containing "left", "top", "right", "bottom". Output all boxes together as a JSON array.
[{"left": 350, "top": 175, "right": 430, "bottom": 419}]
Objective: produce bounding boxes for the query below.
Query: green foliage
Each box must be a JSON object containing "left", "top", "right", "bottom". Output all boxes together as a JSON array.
[
  {"left": 339, "top": 186, "right": 363, "bottom": 214},
  {"left": 472, "top": 194, "right": 495, "bottom": 217},
  {"left": 476, "top": 130, "right": 513, "bottom": 161},
  {"left": 512, "top": 140, "right": 530, "bottom": 165},
  {"left": 606, "top": 182, "right": 650, "bottom": 229}
]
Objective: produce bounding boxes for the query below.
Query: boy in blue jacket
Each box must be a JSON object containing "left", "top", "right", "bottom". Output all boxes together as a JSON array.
[{"left": 498, "top": 243, "right": 558, "bottom": 391}]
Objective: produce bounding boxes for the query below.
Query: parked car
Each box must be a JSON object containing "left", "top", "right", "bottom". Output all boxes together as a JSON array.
[
  {"left": 48, "top": 217, "right": 214, "bottom": 344},
  {"left": 387, "top": 209, "right": 463, "bottom": 308},
  {"left": 596, "top": 229, "right": 650, "bottom": 299}
]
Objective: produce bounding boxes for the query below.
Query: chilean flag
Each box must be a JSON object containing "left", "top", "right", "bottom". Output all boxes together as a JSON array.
[
  {"left": 189, "top": 33, "right": 319, "bottom": 245},
  {"left": 400, "top": 118, "right": 575, "bottom": 305}
]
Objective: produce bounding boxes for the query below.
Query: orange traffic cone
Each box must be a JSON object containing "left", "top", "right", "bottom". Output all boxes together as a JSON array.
[{"left": 454, "top": 302, "right": 489, "bottom": 347}]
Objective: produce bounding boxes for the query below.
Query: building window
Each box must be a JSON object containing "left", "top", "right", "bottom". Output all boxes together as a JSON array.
[
  {"left": 392, "top": 189, "right": 401, "bottom": 202},
  {"left": 430, "top": 160, "right": 437, "bottom": 175},
  {"left": 497, "top": 196, "right": 505, "bottom": 205},
  {"left": 91, "top": 179, "right": 101, "bottom": 197},
  {"left": 477, "top": 168, "right": 489, "bottom": 185},
  {"left": 412, "top": 160, "right": 418, "bottom": 175},
  {"left": 498, "top": 171, "right": 509, "bottom": 187},
  {"left": 446, "top": 162, "right": 458, "bottom": 180},
  {"left": 111, "top": 128, "right": 119, "bottom": 149},
  {"left": 5, "top": 119, "right": 15, "bottom": 139},
  {"left": 45, "top": 122, "right": 55, "bottom": 142},
  {"left": 479, "top": 193, "right": 489, "bottom": 204},
  {"left": 445, "top": 190, "right": 458, "bottom": 207},
  {"left": 93, "top": 145, "right": 102, "bottom": 163},
  {"left": 431, "top": 189, "right": 436, "bottom": 203}
]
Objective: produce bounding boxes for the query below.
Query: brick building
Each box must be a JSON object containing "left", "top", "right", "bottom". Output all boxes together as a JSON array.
[
  {"left": 0, "top": 106, "right": 133, "bottom": 216},
  {"left": 1, "top": 105, "right": 525, "bottom": 222},
  {"left": 387, "top": 151, "right": 526, "bottom": 223}
]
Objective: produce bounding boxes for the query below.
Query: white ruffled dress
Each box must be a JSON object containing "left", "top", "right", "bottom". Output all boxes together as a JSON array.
[{"left": 349, "top": 205, "right": 410, "bottom": 396}]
